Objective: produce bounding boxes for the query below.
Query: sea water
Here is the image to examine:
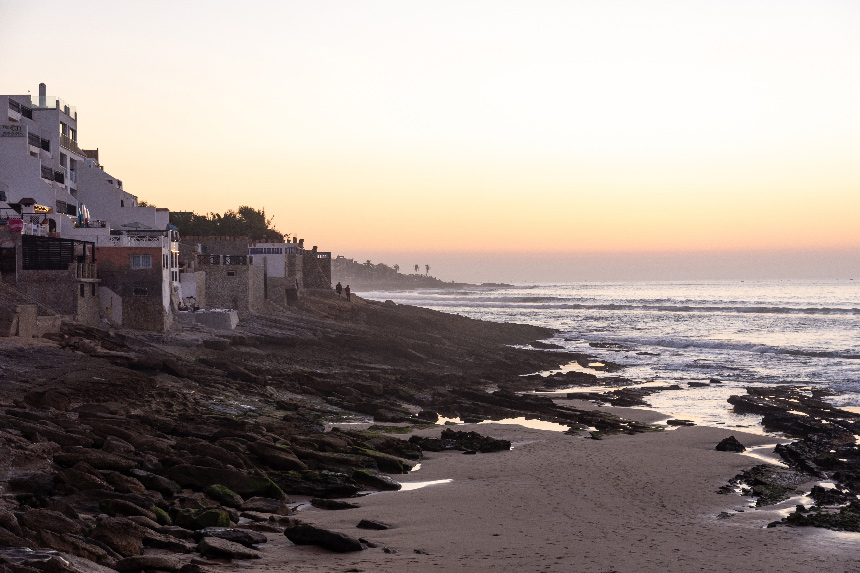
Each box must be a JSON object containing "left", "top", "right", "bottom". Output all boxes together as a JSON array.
[{"left": 361, "top": 280, "right": 860, "bottom": 429}]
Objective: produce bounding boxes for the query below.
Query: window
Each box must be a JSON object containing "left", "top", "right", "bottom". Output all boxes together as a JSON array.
[
  {"left": 132, "top": 286, "right": 148, "bottom": 297},
  {"left": 120, "top": 200, "right": 124, "bottom": 208},
  {"left": 227, "top": 271, "right": 236, "bottom": 277},
  {"left": 130, "top": 254, "right": 152, "bottom": 269},
  {"left": 79, "top": 284, "right": 84, "bottom": 297},
  {"left": 91, "top": 283, "right": 96, "bottom": 296}
]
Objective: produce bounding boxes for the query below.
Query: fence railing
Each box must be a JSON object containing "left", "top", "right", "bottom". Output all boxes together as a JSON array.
[
  {"left": 103, "top": 235, "right": 164, "bottom": 247},
  {"left": 60, "top": 134, "right": 83, "bottom": 155},
  {"left": 197, "top": 254, "right": 253, "bottom": 266}
]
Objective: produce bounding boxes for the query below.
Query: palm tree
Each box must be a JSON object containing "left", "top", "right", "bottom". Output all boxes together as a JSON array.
[
  {"left": 393, "top": 264, "right": 400, "bottom": 273},
  {"left": 414, "top": 264, "right": 419, "bottom": 273},
  {"left": 425, "top": 264, "right": 430, "bottom": 275}
]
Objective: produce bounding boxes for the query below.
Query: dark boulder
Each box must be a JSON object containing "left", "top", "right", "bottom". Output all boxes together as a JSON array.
[
  {"left": 284, "top": 523, "right": 363, "bottom": 552},
  {"left": 115, "top": 555, "right": 181, "bottom": 572},
  {"left": 351, "top": 470, "right": 401, "bottom": 491},
  {"left": 197, "top": 536, "right": 261, "bottom": 560},
  {"left": 715, "top": 436, "right": 746, "bottom": 452},
  {"left": 164, "top": 464, "right": 285, "bottom": 499},
  {"left": 310, "top": 498, "right": 359, "bottom": 510},
  {"left": 248, "top": 442, "right": 307, "bottom": 472},
  {"left": 356, "top": 519, "right": 391, "bottom": 530},
  {"left": 193, "top": 527, "right": 267, "bottom": 547},
  {"left": 98, "top": 499, "right": 157, "bottom": 521},
  {"left": 17, "top": 509, "right": 83, "bottom": 536},
  {"left": 89, "top": 516, "right": 147, "bottom": 557},
  {"left": 240, "top": 497, "right": 291, "bottom": 515},
  {"left": 53, "top": 450, "right": 138, "bottom": 472},
  {"left": 128, "top": 469, "right": 181, "bottom": 496}
]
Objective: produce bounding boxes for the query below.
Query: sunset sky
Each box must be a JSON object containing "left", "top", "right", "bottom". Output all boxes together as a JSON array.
[{"left": 2, "top": 0, "right": 858, "bottom": 281}]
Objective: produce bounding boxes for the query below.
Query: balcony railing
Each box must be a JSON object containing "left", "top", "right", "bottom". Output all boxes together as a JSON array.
[
  {"left": 196, "top": 254, "right": 253, "bottom": 266},
  {"left": 104, "top": 235, "right": 164, "bottom": 248},
  {"left": 71, "top": 262, "right": 97, "bottom": 279},
  {"left": 60, "top": 134, "right": 84, "bottom": 155}
]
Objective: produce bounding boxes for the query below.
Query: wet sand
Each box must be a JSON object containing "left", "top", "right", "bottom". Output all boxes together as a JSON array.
[{"left": 249, "top": 406, "right": 858, "bottom": 573}]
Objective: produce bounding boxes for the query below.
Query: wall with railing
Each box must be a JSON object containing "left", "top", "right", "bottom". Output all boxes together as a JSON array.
[{"left": 196, "top": 254, "right": 253, "bottom": 266}]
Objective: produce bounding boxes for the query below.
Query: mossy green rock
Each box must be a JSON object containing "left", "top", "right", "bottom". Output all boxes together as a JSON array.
[
  {"left": 173, "top": 507, "right": 230, "bottom": 529},
  {"left": 204, "top": 484, "right": 244, "bottom": 509},
  {"left": 164, "top": 464, "right": 285, "bottom": 500},
  {"left": 194, "top": 508, "right": 231, "bottom": 529},
  {"left": 151, "top": 506, "right": 172, "bottom": 526}
]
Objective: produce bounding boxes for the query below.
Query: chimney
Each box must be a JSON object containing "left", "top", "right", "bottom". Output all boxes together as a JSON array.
[
  {"left": 298, "top": 239, "right": 304, "bottom": 248},
  {"left": 38, "top": 83, "right": 46, "bottom": 107},
  {"left": 312, "top": 246, "right": 317, "bottom": 252},
  {"left": 292, "top": 237, "right": 297, "bottom": 243}
]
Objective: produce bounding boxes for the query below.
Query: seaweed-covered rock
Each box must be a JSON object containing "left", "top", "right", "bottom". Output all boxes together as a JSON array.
[
  {"left": 164, "top": 464, "right": 285, "bottom": 499},
  {"left": 409, "top": 429, "right": 511, "bottom": 453},
  {"left": 808, "top": 485, "right": 854, "bottom": 506},
  {"left": 781, "top": 500, "right": 860, "bottom": 531},
  {"left": 204, "top": 485, "right": 244, "bottom": 508},
  {"left": 172, "top": 508, "right": 230, "bottom": 530}
]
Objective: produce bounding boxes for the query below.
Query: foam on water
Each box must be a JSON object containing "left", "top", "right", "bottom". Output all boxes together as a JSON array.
[{"left": 363, "top": 280, "right": 860, "bottom": 423}]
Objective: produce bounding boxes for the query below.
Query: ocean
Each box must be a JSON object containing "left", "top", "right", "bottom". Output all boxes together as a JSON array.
[{"left": 361, "top": 280, "right": 860, "bottom": 431}]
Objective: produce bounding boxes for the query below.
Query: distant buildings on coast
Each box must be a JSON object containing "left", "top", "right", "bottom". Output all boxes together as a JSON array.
[{"left": 0, "top": 83, "right": 330, "bottom": 335}]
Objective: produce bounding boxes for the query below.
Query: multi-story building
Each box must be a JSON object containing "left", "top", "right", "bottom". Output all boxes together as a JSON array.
[
  {"left": 1, "top": 83, "right": 180, "bottom": 331},
  {"left": 0, "top": 84, "right": 83, "bottom": 235}
]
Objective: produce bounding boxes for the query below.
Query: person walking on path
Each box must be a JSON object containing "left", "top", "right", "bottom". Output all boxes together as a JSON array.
[
  {"left": 345, "top": 285, "right": 351, "bottom": 302},
  {"left": 336, "top": 282, "right": 343, "bottom": 297}
]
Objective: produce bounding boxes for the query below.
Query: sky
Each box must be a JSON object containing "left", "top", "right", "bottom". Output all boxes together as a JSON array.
[{"left": 1, "top": 0, "right": 858, "bottom": 281}]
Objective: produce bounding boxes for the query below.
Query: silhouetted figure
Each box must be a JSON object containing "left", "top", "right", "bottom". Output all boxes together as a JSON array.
[
  {"left": 345, "top": 285, "right": 351, "bottom": 302},
  {"left": 336, "top": 282, "right": 343, "bottom": 296}
]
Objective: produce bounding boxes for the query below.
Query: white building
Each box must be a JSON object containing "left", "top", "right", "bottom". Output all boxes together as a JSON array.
[
  {"left": 1, "top": 83, "right": 181, "bottom": 330},
  {"left": 1, "top": 83, "right": 170, "bottom": 236},
  {"left": 0, "top": 84, "right": 83, "bottom": 235}
]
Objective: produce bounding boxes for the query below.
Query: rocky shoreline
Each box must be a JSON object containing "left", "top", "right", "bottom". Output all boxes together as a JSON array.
[
  {"left": 0, "top": 290, "right": 858, "bottom": 572},
  {"left": 0, "top": 291, "right": 662, "bottom": 572}
]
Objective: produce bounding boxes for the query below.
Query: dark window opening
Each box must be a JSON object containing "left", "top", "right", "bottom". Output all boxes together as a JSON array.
[
  {"left": 90, "top": 283, "right": 96, "bottom": 296},
  {"left": 227, "top": 271, "right": 236, "bottom": 277},
  {"left": 79, "top": 284, "right": 84, "bottom": 297},
  {"left": 132, "top": 287, "right": 148, "bottom": 297}
]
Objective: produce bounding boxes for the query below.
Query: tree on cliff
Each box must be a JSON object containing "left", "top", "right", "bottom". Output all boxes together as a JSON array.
[
  {"left": 170, "top": 206, "right": 285, "bottom": 241},
  {"left": 414, "top": 264, "right": 419, "bottom": 273}
]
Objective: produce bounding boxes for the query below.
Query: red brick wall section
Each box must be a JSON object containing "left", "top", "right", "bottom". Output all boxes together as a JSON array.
[{"left": 95, "top": 246, "right": 167, "bottom": 331}]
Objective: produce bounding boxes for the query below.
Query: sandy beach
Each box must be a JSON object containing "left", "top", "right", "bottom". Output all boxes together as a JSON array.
[{"left": 250, "top": 405, "right": 859, "bottom": 572}]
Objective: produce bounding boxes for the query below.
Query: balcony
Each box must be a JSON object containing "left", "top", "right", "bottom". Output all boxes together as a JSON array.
[
  {"left": 60, "top": 134, "right": 84, "bottom": 156},
  {"left": 34, "top": 96, "right": 76, "bottom": 119}
]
